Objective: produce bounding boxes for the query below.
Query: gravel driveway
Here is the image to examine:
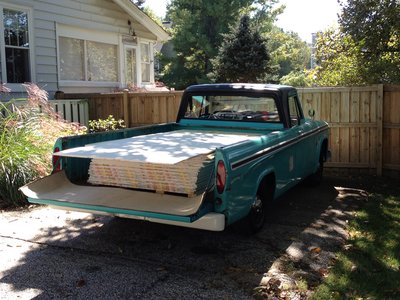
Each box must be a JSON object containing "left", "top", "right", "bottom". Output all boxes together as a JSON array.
[{"left": 0, "top": 176, "right": 367, "bottom": 299}]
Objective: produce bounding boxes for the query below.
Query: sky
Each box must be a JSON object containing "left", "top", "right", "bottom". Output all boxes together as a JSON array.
[
  {"left": 275, "top": 0, "right": 343, "bottom": 42},
  {"left": 145, "top": 0, "right": 343, "bottom": 43}
]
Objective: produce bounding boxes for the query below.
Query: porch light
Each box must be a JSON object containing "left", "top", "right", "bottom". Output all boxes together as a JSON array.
[{"left": 128, "top": 20, "right": 136, "bottom": 36}]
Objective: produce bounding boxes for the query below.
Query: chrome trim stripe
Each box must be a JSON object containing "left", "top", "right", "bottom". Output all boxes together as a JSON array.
[{"left": 230, "top": 124, "right": 329, "bottom": 170}]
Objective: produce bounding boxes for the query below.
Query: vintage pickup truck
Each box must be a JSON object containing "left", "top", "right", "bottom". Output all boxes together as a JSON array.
[{"left": 21, "top": 84, "right": 329, "bottom": 232}]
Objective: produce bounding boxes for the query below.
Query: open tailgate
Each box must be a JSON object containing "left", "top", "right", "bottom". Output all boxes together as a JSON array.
[{"left": 20, "top": 171, "right": 205, "bottom": 219}]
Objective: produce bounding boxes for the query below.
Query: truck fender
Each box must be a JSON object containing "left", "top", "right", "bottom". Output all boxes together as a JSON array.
[
  {"left": 316, "top": 138, "right": 329, "bottom": 163},
  {"left": 233, "top": 169, "right": 276, "bottom": 232},
  {"left": 253, "top": 168, "right": 276, "bottom": 204},
  {"left": 305, "top": 137, "right": 329, "bottom": 186}
]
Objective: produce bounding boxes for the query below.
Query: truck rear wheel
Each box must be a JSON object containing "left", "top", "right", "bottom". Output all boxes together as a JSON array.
[{"left": 239, "top": 180, "right": 274, "bottom": 234}]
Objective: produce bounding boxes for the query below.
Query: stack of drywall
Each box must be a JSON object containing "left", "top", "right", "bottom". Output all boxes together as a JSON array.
[
  {"left": 56, "top": 130, "right": 259, "bottom": 197},
  {"left": 88, "top": 153, "right": 214, "bottom": 196}
]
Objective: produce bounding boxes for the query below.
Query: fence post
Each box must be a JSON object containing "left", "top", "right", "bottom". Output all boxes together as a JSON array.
[
  {"left": 376, "top": 84, "right": 384, "bottom": 176},
  {"left": 123, "top": 90, "right": 130, "bottom": 128}
]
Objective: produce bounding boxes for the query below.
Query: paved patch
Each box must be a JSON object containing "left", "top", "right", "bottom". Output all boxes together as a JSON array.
[{"left": 0, "top": 177, "right": 367, "bottom": 299}]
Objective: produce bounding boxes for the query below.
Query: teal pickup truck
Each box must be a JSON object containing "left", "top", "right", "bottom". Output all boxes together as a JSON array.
[{"left": 21, "top": 84, "right": 329, "bottom": 232}]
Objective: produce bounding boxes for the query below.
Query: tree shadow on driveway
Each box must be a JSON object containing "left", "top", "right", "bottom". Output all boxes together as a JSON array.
[{"left": 0, "top": 176, "right": 368, "bottom": 299}]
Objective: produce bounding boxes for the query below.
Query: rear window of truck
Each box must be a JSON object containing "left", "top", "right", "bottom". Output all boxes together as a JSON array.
[{"left": 183, "top": 95, "right": 281, "bottom": 123}]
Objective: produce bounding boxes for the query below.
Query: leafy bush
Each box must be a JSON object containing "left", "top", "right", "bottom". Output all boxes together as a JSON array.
[
  {"left": 88, "top": 115, "right": 125, "bottom": 133},
  {"left": 280, "top": 70, "right": 313, "bottom": 87},
  {"left": 0, "top": 84, "right": 84, "bottom": 207}
]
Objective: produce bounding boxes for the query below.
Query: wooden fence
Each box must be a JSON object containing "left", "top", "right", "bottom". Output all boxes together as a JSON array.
[
  {"left": 62, "top": 85, "right": 400, "bottom": 176},
  {"left": 382, "top": 85, "right": 400, "bottom": 175},
  {"left": 297, "top": 85, "right": 400, "bottom": 176},
  {"left": 62, "top": 91, "right": 183, "bottom": 126}
]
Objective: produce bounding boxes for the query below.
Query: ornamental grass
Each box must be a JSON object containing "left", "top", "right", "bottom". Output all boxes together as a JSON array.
[{"left": 0, "top": 83, "right": 84, "bottom": 207}]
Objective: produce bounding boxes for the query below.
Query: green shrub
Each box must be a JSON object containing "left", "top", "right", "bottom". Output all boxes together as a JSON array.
[
  {"left": 0, "top": 84, "right": 84, "bottom": 207},
  {"left": 88, "top": 115, "right": 125, "bottom": 133}
]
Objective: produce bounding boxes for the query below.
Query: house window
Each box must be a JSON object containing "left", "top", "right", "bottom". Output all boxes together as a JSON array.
[
  {"left": 1, "top": 8, "right": 31, "bottom": 83},
  {"left": 59, "top": 36, "right": 118, "bottom": 82},
  {"left": 59, "top": 37, "right": 84, "bottom": 81},
  {"left": 140, "top": 42, "right": 151, "bottom": 82}
]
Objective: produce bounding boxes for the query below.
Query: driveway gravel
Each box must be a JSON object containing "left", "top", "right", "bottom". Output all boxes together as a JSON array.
[{"left": 0, "top": 176, "right": 368, "bottom": 299}]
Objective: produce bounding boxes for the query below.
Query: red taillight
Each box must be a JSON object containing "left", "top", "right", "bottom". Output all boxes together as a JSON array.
[
  {"left": 52, "top": 147, "right": 61, "bottom": 173},
  {"left": 216, "top": 160, "right": 226, "bottom": 194}
]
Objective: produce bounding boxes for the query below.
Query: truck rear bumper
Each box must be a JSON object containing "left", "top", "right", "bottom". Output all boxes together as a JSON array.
[
  {"left": 115, "top": 212, "right": 225, "bottom": 231},
  {"left": 20, "top": 171, "right": 224, "bottom": 231},
  {"left": 50, "top": 206, "right": 225, "bottom": 231}
]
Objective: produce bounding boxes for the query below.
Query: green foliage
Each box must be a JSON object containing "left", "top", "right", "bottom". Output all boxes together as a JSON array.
[
  {"left": 268, "top": 27, "right": 311, "bottom": 81},
  {"left": 0, "top": 102, "right": 50, "bottom": 206},
  {"left": 312, "top": 1, "right": 400, "bottom": 85},
  {"left": 244, "top": 0, "right": 283, "bottom": 32},
  {"left": 161, "top": 0, "right": 249, "bottom": 88},
  {"left": 212, "top": 15, "right": 271, "bottom": 83},
  {"left": 339, "top": 0, "right": 400, "bottom": 84},
  {"left": 339, "top": 0, "right": 400, "bottom": 57},
  {"left": 0, "top": 84, "right": 85, "bottom": 207},
  {"left": 280, "top": 70, "right": 312, "bottom": 87},
  {"left": 160, "top": 0, "right": 281, "bottom": 88},
  {"left": 88, "top": 115, "right": 125, "bottom": 133},
  {"left": 310, "top": 28, "right": 366, "bottom": 86}
]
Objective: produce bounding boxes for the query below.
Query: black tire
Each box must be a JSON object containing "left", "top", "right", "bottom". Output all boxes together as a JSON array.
[
  {"left": 238, "top": 181, "right": 274, "bottom": 234},
  {"left": 247, "top": 193, "right": 267, "bottom": 232}
]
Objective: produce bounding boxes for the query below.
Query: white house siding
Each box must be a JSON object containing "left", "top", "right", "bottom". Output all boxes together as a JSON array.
[{"left": 0, "top": 0, "right": 160, "bottom": 96}]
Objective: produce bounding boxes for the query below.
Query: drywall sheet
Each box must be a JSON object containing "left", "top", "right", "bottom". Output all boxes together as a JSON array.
[{"left": 56, "top": 130, "right": 259, "bottom": 164}]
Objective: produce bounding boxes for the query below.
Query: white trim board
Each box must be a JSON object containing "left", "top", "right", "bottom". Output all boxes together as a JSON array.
[{"left": 57, "top": 130, "right": 260, "bottom": 164}]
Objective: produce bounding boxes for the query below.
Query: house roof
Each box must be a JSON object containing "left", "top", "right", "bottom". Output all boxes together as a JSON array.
[{"left": 112, "top": 0, "right": 169, "bottom": 41}]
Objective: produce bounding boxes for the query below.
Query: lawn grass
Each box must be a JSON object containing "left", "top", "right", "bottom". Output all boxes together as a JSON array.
[{"left": 311, "top": 179, "right": 400, "bottom": 299}]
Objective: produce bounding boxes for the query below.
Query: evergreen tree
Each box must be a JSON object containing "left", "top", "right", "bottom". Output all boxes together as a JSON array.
[
  {"left": 161, "top": 0, "right": 252, "bottom": 89},
  {"left": 160, "top": 0, "right": 281, "bottom": 89},
  {"left": 212, "top": 15, "right": 271, "bottom": 83}
]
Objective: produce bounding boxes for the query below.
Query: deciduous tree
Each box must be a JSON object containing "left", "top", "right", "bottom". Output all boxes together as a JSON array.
[
  {"left": 337, "top": 0, "right": 400, "bottom": 83},
  {"left": 339, "top": 0, "right": 399, "bottom": 56},
  {"left": 267, "top": 26, "right": 311, "bottom": 82},
  {"left": 310, "top": 28, "right": 366, "bottom": 86}
]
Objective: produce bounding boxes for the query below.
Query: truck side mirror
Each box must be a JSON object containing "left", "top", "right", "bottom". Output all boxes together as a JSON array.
[{"left": 308, "top": 109, "right": 315, "bottom": 119}]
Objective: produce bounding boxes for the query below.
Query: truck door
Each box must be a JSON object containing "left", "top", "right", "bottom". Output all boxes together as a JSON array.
[{"left": 288, "top": 94, "right": 315, "bottom": 179}]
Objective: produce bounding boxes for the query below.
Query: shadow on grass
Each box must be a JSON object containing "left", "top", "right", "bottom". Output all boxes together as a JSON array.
[
  {"left": 0, "top": 176, "right": 373, "bottom": 298},
  {"left": 311, "top": 177, "right": 400, "bottom": 299}
]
